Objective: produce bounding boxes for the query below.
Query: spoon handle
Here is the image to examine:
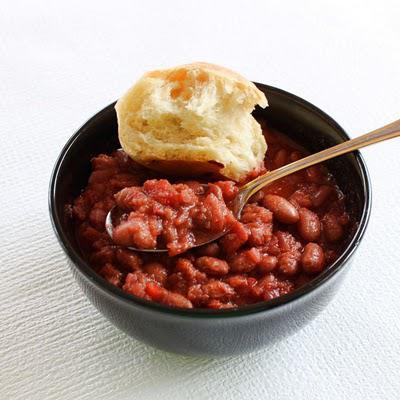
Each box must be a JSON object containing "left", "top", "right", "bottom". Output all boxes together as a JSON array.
[{"left": 241, "top": 119, "right": 400, "bottom": 199}]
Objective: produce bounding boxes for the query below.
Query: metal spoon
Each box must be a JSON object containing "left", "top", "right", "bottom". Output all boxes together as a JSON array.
[{"left": 106, "top": 119, "right": 400, "bottom": 252}]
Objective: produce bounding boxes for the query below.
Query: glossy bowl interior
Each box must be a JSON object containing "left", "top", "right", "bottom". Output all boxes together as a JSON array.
[{"left": 49, "top": 84, "right": 371, "bottom": 355}]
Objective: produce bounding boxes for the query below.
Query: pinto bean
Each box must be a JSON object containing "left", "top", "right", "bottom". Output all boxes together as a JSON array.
[
  {"left": 116, "top": 248, "right": 143, "bottom": 272},
  {"left": 143, "top": 262, "right": 168, "bottom": 285},
  {"left": 195, "top": 257, "right": 230, "bottom": 276},
  {"left": 229, "top": 248, "right": 261, "bottom": 273},
  {"left": 297, "top": 208, "right": 321, "bottom": 241},
  {"left": 323, "top": 214, "right": 344, "bottom": 242},
  {"left": 301, "top": 243, "right": 325, "bottom": 273},
  {"left": 262, "top": 194, "right": 299, "bottom": 224},
  {"left": 195, "top": 243, "right": 220, "bottom": 257},
  {"left": 145, "top": 282, "right": 193, "bottom": 308},
  {"left": 278, "top": 251, "right": 301, "bottom": 276},
  {"left": 99, "top": 263, "right": 123, "bottom": 287},
  {"left": 258, "top": 255, "right": 278, "bottom": 274},
  {"left": 312, "top": 185, "right": 333, "bottom": 207},
  {"left": 305, "top": 165, "right": 324, "bottom": 184}
]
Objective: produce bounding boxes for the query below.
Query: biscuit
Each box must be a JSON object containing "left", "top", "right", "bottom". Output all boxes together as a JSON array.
[{"left": 115, "top": 62, "right": 268, "bottom": 181}]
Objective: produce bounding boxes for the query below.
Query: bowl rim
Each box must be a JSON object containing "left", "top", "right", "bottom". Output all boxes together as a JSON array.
[{"left": 49, "top": 83, "right": 372, "bottom": 318}]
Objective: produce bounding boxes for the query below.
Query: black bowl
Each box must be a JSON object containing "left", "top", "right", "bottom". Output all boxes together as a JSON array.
[{"left": 49, "top": 84, "right": 371, "bottom": 356}]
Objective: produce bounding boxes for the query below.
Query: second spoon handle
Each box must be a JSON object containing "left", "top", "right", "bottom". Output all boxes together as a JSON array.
[{"left": 241, "top": 118, "right": 400, "bottom": 199}]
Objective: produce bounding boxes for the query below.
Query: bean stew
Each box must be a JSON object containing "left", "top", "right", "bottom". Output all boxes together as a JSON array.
[{"left": 69, "top": 124, "right": 352, "bottom": 309}]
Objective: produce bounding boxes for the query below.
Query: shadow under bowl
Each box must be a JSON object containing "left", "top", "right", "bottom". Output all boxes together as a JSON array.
[{"left": 49, "top": 83, "right": 371, "bottom": 356}]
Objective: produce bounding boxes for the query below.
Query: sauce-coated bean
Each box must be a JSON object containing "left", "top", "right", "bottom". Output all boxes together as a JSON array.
[
  {"left": 323, "top": 214, "right": 344, "bottom": 242},
  {"left": 263, "top": 194, "right": 300, "bottom": 224},
  {"left": 297, "top": 208, "right": 321, "bottom": 241},
  {"left": 301, "top": 243, "right": 325, "bottom": 273},
  {"left": 278, "top": 252, "right": 300, "bottom": 276},
  {"left": 312, "top": 185, "right": 333, "bottom": 207}
]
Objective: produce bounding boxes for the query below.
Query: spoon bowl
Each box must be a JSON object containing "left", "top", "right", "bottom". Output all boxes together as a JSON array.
[
  {"left": 105, "top": 203, "right": 231, "bottom": 253},
  {"left": 105, "top": 182, "right": 233, "bottom": 253}
]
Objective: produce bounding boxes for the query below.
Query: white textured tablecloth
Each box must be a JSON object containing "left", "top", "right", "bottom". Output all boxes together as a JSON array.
[{"left": 1, "top": 1, "right": 400, "bottom": 399}]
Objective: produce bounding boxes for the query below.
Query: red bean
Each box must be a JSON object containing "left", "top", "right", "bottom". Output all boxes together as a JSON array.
[
  {"left": 301, "top": 243, "right": 325, "bottom": 273},
  {"left": 305, "top": 165, "right": 324, "bottom": 183},
  {"left": 323, "top": 214, "right": 344, "bottom": 242},
  {"left": 88, "top": 207, "right": 107, "bottom": 230},
  {"left": 220, "top": 221, "right": 248, "bottom": 254},
  {"left": 123, "top": 271, "right": 150, "bottom": 299},
  {"left": 88, "top": 169, "right": 115, "bottom": 184},
  {"left": 78, "top": 223, "right": 104, "bottom": 247},
  {"left": 116, "top": 248, "right": 143, "bottom": 272},
  {"left": 165, "top": 291, "right": 195, "bottom": 309},
  {"left": 338, "top": 212, "right": 350, "bottom": 226},
  {"left": 99, "top": 263, "right": 123, "bottom": 287},
  {"left": 90, "top": 246, "right": 115, "bottom": 266},
  {"left": 145, "top": 282, "right": 193, "bottom": 308},
  {"left": 143, "top": 262, "right": 168, "bottom": 285},
  {"left": 91, "top": 154, "right": 119, "bottom": 170},
  {"left": 92, "top": 238, "right": 111, "bottom": 251},
  {"left": 267, "top": 234, "right": 281, "bottom": 256},
  {"left": 187, "top": 281, "right": 235, "bottom": 305},
  {"left": 278, "top": 252, "right": 300, "bottom": 276},
  {"left": 289, "top": 190, "right": 313, "bottom": 208},
  {"left": 241, "top": 204, "right": 273, "bottom": 224},
  {"left": 252, "top": 273, "right": 294, "bottom": 301},
  {"left": 207, "top": 299, "right": 235, "bottom": 309},
  {"left": 312, "top": 185, "right": 333, "bottom": 207},
  {"left": 262, "top": 194, "right": 300, "bottom": 224},
  {"left": 202, "top": 281, "right": 235, "bottom": 300},
  {"left": 113, "top": 216, "right": 158, "bottom": 249},
  {"left": 245, "top": 221, "right": 273, "bottom": 246},
  {"left": 175, "top": 258, "right": 206, "bottom": 284},
  {"left": 297, "top": 208, "right": 321, "bottom": 241},
  {"left": 225, "top": 275, "right": 257, "bottom": 296},
  {"left": 258, "top": 255, "right": 278, "bottom": 273},
  {"left": 167, "top": 272, "right": 189, "bottom": 294},
  {"left": 276, "top": 231, "right": 302, "bottom": 253},
  {"left": 229, "top": 248, "right": 261, "bottom": 273},
  {"left": 195, "top": 257, "right": 230, "bottom": 276},
  {"left": 214, "top": 181, "right": 239, "bottom": 201},
  {"left": 196, "top": 243, "right": 220, "bottom": 257}
]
